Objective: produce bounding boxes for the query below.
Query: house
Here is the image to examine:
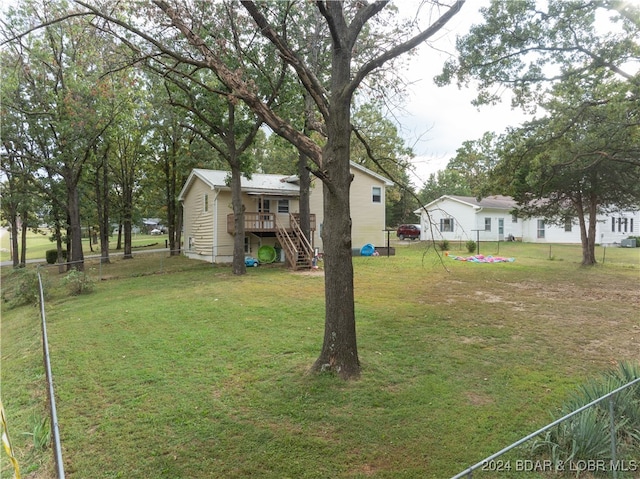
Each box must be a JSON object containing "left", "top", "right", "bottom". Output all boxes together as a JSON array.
[
  {"left": 415, "top": 195, "right": 639, "bottom": 245},
  {"left": 178, "top": 162, "right": 393, "bottom": 267}
]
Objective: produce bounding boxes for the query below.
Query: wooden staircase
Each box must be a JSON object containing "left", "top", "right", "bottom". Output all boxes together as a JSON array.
[{"left": 276, "top": 215, "right": 315, "bottom": 270}]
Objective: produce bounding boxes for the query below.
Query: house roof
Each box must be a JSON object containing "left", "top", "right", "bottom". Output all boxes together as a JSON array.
[
  {"left": 179, "top": 162, "right": 394, "bottom": 201},
  {"left": 416, "top": 194, "right": 517, "bottom": 213},
  {"left": 178, "top": 169, "right": 301, "bottom": 201}
]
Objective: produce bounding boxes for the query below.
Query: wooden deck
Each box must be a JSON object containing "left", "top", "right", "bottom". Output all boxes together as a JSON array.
[{"left": 227, "top": 212, "right": 316, "bottom": 234}]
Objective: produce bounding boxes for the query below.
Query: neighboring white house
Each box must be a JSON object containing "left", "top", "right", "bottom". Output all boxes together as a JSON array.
[
  {"left": 415, "top": 195, "right": 639, "bottom": 245},
  {"left": 178, "top": 162, "right": 393, "bottom": 265}
]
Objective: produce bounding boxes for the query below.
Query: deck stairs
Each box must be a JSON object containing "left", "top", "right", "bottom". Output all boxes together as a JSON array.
[{"left": 276, "top": 215, "right": 315, "bottom": 270}]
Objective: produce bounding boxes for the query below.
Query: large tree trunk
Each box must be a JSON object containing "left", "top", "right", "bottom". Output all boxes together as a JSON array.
[
  {"left": 9, "top": 217, "right": 19, "bottom": 268},
  {"left": 123, "top": 187, "right": 133, "bottom": 259},
  {"left": 575, "top": 196, "right": 597, "bottom": 266},
  {"left": 230, "top": 165, "right": 247, "bottom": 275},
  {"left": 19, "top": 218, "right": 27, "bottom": 267},
  {"left": 66, "top": 180, "right": 85, "bottom": 271},
  {"left": 311, "top": 46, "right": 360, "bottom": 380},
  {"left": 97, "top": 149, "right": 111, "bottom": 264}
]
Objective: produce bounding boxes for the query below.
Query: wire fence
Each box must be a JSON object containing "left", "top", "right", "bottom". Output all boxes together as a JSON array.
[
  {"left": 451, "top": 376, "right": 640, "bottom": 479},
  {"left": 37, "top": 269, "right": 65, "bottom": 479}
]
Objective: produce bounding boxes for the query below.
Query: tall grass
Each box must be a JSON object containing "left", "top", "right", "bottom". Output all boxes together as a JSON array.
[{"left": 531, "top": 362, "right": 640, "bottom": 474}]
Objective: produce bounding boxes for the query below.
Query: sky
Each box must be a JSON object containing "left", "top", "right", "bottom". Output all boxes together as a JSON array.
[{"left": 393, "top": 1, "right": 532, "bottom": 187}]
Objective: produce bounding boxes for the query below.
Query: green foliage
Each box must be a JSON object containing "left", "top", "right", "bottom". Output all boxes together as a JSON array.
[
  {"left": 465, "top": 240, "right": 477, "bottom": 253},
  {"left": 2, "top": 268, "right": 46, "bottom": 308},
  {"left": 45, "top": 249, "right": 67, "bottom": 264},
  {"left": 61, "top": 270, "right": 95, "bottom": 295},
  {"left": 23, "top": 415, "right": 51, "bottom": 452},
  {"left": 626, "top": 236, "right": 640, "bottom": 247},
  {"left": 437, "top": 239, "right": 450, "bottom": 251},
  {"left": 531, "top": 362, "right": 640, "bottom": 467}
]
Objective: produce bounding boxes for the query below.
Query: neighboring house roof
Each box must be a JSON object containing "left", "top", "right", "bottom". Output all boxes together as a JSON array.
[
  {"left": 179, "top": 162, "right": 394, "bottom": 201},
  {"left": 417, "top": 195, "right": 517, "bottom": 213}
]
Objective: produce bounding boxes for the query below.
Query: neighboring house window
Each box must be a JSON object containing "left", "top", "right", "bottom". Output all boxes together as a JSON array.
[
  {"left": 631, "top": 219, "right": 634, "bottom": 233},
  {"left": 484, "top": 218, "right": 491, "bottom": 232},
  {"left": 278, "top": 199, "right": 289, "bottom": 214},
  {"left": 612, "top": 217, "right": 616, "bottom": 232},
  {"left": 440, "top": 218, "right": 454, "bottom": 232},
  {"left": 564, "top": 218, "right": 572, "bottom": 232},
  {"left": 537, "top": 220, "right": 545, "bottom": 238},
  {"left": 204, "top": 194, "right": 209, "bottom": 212},
  {"left": 512, "top": 213, "right": 518, "bottom": 223},
  {"left": 498, "top": 218, "right": 504, "bottom": 235},
  {"left": 372, "top": 186, "right": 382, "bottom": 203}
]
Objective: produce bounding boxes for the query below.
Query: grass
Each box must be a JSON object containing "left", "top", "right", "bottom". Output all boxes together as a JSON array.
[
  {"left": 0, "top": 228, "right": 168, "bottom": 264},
  {"left": 1, "top": 240, "right": 639, "bottom": 478}
]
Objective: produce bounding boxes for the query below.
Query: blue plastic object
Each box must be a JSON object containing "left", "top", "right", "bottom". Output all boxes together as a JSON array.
[
  {"left": 360, "top": 243, "right": 375, "bottom": 256},
  {"left": 245, "top": 256, "right": 259, "bottom": 267}
]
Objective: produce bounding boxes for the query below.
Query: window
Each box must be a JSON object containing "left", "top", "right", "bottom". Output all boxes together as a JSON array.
[
  {"left": 204, "top": 194, "right": 209, "bottom": 212},
  {"left": 277, "top": 199, "right": 289, "bottom": 214},
  {"left": 631, "top": 219, "right": 634, "bottom": 233},
  {"left": 258, "top": 198, "right": 270, "bottom": 212},
  {"left": 244, "top": 236, "right": 250, "bottom": 253},
  {"left": 372, "top": 186, "right": 382, "bottom": 203},
  {"left": 512, "top": 213, "right": 518, "bottom": 223},
  {"left": 564, "top": 218, "right": 572, "bottom": 232},
  {"left": 612, "top": 217, "right": 616, "bottom": 232},
  {"left": 537, "top": 220, "right": 545, "bottom": 238},
  {"left": 498, "top": 218, "right": 504, "bottom": 235},
  {"left": 484, "top": 218, "right": 491, "bottom": 232},
  {"left": 440, "top": 218, "right": 454, "bottom": 232}
]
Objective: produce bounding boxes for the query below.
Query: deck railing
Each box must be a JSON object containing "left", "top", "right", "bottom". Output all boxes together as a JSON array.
[{"left": 227, "top": 212, "right": 315, "bottom": 234}]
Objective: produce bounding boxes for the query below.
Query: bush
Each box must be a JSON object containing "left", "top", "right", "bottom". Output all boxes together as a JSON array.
[
  {"left": 530, "top": 361, "right": 640, "bottom": 467},
  {"left": 62, "top": 269, "right": 95, "bottom": 295},
  {"left": 3, "top": 268, "right": 48, "bottom": 308},
  {"left": 626, "top": 236, "right": 640, "bottom": 247},
  {"left": 437, "top": 239, "right": 450, "bottom": 251},
  {"left": 46, "top": 249, "right": 67, "bottom": 264},
  {"left": 465, "top": 240, "right": 477, "bottom": 254}
]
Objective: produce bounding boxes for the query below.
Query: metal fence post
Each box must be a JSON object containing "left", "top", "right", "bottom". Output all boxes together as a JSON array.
[{"left": 609, "top": 395, "right": 618, "bottom": 479}]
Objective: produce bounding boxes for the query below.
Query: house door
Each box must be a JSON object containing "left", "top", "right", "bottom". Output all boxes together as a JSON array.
[{"left": 258, "top": 198, "right": 273, "bottom": 229}]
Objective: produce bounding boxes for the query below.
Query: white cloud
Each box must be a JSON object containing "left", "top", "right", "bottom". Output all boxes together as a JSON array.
[{"left": 391, "top": 1, "right": 532, "bottom": 186}]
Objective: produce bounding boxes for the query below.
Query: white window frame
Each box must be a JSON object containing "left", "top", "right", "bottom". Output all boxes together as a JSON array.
[
  {"left": 372, "top": 186, "right": 382, "bottom": 204},
  {"left": 277, "top": 199, "right": 289, "bottom": 214}
]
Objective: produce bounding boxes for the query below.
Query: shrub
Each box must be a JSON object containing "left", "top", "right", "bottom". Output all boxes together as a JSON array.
[
  {"left": 626, "top": 236, "right": 640, "bottom": 247},
  {"left": 4, "top": 268, "right": 47, "bottom": 308},
  {"left": 437, "top": 239, "right": 450, "bottom": 251},
  {"left": 465, "top": 240, "right": 476, "bottom": 254},
  {"left": 46, "top": 249, "right": 67, "bottom": 264},
  {"left": 530, "top": 362, "right": 640, "bottom": 467},
  {"left": 62, "top": 270, "right": 95, "bottom": 295}
]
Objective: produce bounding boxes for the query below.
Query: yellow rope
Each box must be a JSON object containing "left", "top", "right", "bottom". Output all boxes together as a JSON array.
[{"left": 1, "top": 401, "right": 21, "bottom": 479}]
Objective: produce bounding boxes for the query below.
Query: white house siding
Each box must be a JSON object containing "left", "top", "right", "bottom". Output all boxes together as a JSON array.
[
  {"left": 421, "top": 195, "right": 640, "bottom": 245},
  {"left": 419, "top": 196, "right": 520, "bottom": 242}
]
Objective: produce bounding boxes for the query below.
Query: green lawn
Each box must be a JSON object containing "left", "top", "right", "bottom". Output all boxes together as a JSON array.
[
  {"left": 1, "top": 243, "right": 639, "bottom": 478},
  {"left": 0, "top": 229, "right": 168, "bottom": 264}
]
